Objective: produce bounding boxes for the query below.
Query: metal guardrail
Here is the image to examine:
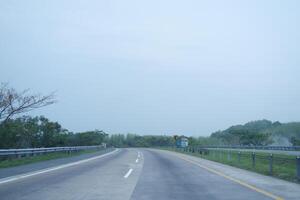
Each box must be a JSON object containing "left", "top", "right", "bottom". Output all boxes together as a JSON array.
[
  {"left": 199, "top": 145, "right": 300, "bottom": 151},
  {"left": 0, "top": 145, "right": 106, "bottom": 158},
  {"left": 175, "top": 146, "right": 300, "bottom": 181}
]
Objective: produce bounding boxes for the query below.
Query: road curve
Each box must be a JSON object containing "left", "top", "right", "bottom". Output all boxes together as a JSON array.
[
  {"left": 131, "top": 149, "right": 271, "bottom": 200},
  {"left": 0, "top": 148, "right": 299, "bottom": 200}
]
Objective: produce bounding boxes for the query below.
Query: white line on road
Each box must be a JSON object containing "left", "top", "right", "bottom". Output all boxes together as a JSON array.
[
  {"left": 0, "top": 149, "right": 119, "bottom": 185},
  {"left": 124, "top": 168, "right": 133, "bottom": 178},
  {"left": 175, "top": 153, "right": 283, "bottom": 200},
  {"left": 136, "top": 151, "right": 141, "bottom": 163}
]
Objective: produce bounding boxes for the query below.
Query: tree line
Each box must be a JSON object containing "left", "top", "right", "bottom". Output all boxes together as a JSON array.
[
  {"left": 107, "top": 134, "right": 175, "bottom": 147},
  {"left": 0, "top": 84, "right": 179, "bottom": 149},
  {"left": 210, "top": 120, "right": 300, "bottom": 146},
  {"left": 1, "top": 117, "right": 300, "bottom": 149},
  {"left": 0, "top": 116, "right": 107, "bottom": 148},
  {"left": 1, "top": 84, "right": 299, "bottom": 149},
  {"left": 0, "top": 116, "right": 176, "bottom": 149}
]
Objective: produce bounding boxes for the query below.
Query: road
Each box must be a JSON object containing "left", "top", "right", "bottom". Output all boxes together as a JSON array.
[{"left": 0, "top": 148, "right": 299, "bottom": 200}]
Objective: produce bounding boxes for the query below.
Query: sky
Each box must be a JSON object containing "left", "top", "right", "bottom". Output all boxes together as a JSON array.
[{"left": 1, "top": 0, "right": 300, "bottom": 136}]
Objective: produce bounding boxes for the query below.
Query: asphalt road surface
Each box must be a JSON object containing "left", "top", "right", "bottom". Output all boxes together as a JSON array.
[{"left": 0, "top": 148, "right": 299, "bottom": 200}]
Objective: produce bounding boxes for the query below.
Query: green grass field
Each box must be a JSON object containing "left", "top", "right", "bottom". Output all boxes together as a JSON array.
[
  {"left": 0, "top": 149, "right": 108, "bottom": 168},
  {"left": 162, "top": 147, "right": 299, "bottom": 183}
]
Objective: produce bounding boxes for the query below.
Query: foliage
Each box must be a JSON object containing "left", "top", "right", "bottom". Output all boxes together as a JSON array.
[
  {"left": 0, "top": 116, "right": 107, "bottom": 148},
  {"left": 1, "top": 116, "right": 300, "bottom": 149},
  {"left": 0, "top": 83, "right": 56, "bottom": 123},
  {"left": 210, "top": 120, "right": 300, "bottom": 146},
  {"left": 106, "top": 133, "right": 175, "bottom": 148}
]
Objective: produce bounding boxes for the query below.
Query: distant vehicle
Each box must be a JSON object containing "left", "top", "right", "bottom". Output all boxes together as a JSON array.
[{"left": 175, "top": 136, "right": 189, "bottom": 148}]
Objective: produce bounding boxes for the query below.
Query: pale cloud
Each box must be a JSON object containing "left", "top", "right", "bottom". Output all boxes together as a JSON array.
[{"left": 1, "top": 0, "right": 300, "bottom": 136}]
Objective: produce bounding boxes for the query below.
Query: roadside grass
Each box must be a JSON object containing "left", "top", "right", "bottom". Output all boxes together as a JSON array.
[
  {"left": 0, "top": 149, "right": 108, "bottom": 168},
  {"left": 161, "top": 147, "right": 299, "bottom": 183}
]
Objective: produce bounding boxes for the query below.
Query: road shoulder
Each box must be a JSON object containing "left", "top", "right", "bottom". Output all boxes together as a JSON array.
[
  {"left": 0, "top": 148, "right": 115, "bottom": 179},
  {"left": 155, "top": 149, "right": 300, "bottom": 200}
]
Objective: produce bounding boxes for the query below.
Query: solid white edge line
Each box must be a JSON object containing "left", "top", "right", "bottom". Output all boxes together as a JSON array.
[
  {"left": 124, "top": 168, "right": 133, "bottom": 178},
  {"left": 0, "top": 148, "right": 119, "bottom": 185}
]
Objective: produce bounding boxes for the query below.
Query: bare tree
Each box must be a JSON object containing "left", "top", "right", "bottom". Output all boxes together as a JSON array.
[{"left": 0, "top": 83, "right": 56, "bottom": 123}]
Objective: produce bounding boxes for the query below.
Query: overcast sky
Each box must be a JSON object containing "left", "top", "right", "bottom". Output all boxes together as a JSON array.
[{"left": 1, "top": 0, "right": 300, "bottom": 136}]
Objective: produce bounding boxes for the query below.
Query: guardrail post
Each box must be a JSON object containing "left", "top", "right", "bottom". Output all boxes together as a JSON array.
[
  {"left": 32, "top": 150, "right": 35, "bottom": 157},
  {"left": 269, "top": 154, "right": 273, "bottom": 176},
  {"left": 238, "top": 151, "right": 241, "bottom": 163},
  {"left": 297, "top": 156, "right": 300, "bottom": 181},
  {"left": 16, "top": 151, "right": 21, "bottom": 159},
  {"left": 227, "top": 151, "right": 231, "bottom": 161},
  {"left": 252, "top": 152, "right": 256, "bottom": 168}
]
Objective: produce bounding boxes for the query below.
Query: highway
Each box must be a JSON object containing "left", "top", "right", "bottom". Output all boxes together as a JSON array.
[{"left": 0, "top": 148, "right": 299, "bottom": 200}]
